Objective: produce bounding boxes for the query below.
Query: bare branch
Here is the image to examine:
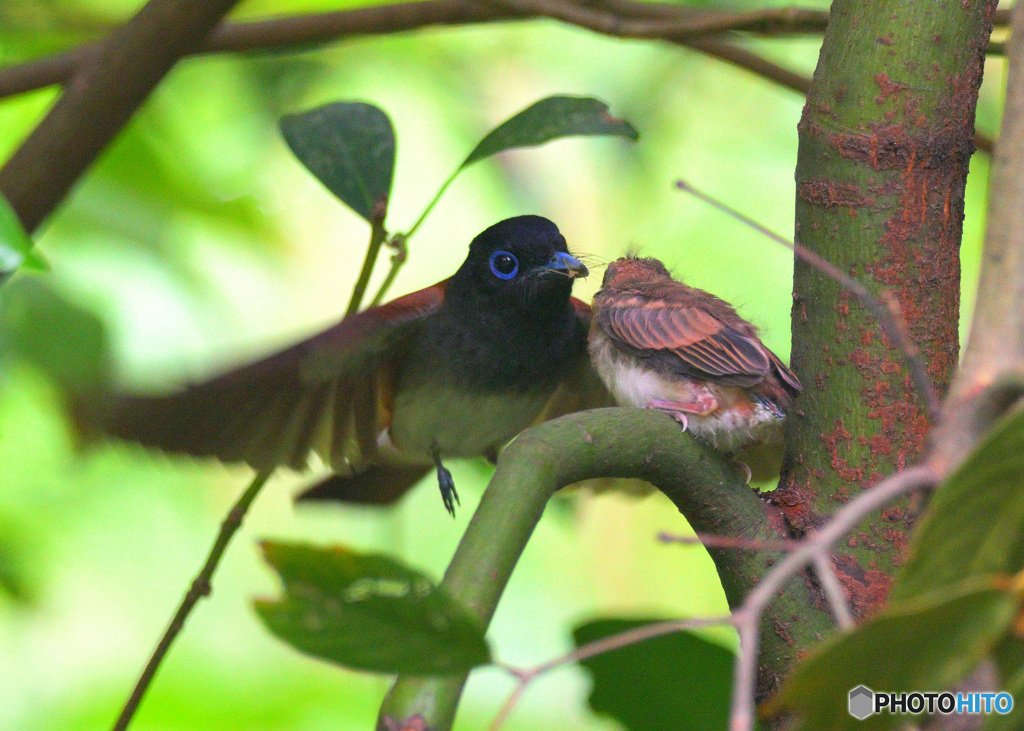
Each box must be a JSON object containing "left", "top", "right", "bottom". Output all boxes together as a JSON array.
[
  {"left": 676, "top": 179, "right": 942, "bottom": 420},
  {"left": 727, "top": 464, "right": 938, "bottom": 731},
  {"left": 111, "top": 470, "right": 271, "bottom": 731},
  {"left": 489, "top": 615, "right": 736, "bottom": 731},
  {"left": 812, "top": 552, "right": 855, "bottom": 630},
  {"left": 0, "top": 1, "right": 996, "bottom": 153},
  {"left": 0, "top": 0, "right": 245, "bottom": 233}
]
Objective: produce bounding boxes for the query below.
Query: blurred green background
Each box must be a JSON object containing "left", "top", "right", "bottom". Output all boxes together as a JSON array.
[{"left": 0, "top": 0, "right": 1006, "bottom": 729}]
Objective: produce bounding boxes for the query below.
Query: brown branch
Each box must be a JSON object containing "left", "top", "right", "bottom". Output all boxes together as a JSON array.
[
  {"left": 0, "top": 1, "right": 997, "bottom": 154},
  {"left": 0, "top": 0, "right": 245, "bottom": 233},
  {"left": 111, "top": 470, "right": 271, "bottom": 731}
]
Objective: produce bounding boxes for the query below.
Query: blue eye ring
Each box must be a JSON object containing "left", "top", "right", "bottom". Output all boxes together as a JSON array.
[{"left": 489, "top": 250, "right": 519, "bottom": 280}]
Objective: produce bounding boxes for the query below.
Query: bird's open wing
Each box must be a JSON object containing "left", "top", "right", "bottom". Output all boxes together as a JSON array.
[
  {"left": 79, "top": 281, "right": 448, "bottom": 473},
  {"left": 597, "top": 298, "right": 773, "bottom": 388}
]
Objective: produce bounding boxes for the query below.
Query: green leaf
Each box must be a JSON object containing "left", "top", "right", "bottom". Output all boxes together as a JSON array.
[
  {"left": 0, "top": 194, "right": 47, "bottom": 282},
  {"left": 573, "top": 618, "right": 734, "bottom": 731},
  {"left": 892, "top": 407, "right": 1024, "bottom": 602},
  {"left": 461, "top": 95, "right": 639, "bottom": 169},
  {"left": 768, "top": 578, "right": 1018, "bottom": 731},
  {"left": 280, "top": 102, "right": 395, "bottom": 223},
  {"left": 0, "top": 276, "right": 111, "bottom": 392},
  {"left": 255, "top": 541, "right": 490, "bottom": 675}
]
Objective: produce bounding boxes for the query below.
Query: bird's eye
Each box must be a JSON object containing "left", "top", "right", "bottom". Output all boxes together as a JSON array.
[{"left": 489, "top": 251, "right": 519, "bottom": 280}]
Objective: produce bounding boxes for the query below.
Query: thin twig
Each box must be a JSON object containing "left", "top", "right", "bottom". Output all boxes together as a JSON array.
[
  {"left": 727, "top": 464, "right": 937, "bottom": 731},
  {"left": 657, "top": 531, "right": 802, "bottom": 552},
  {"left": 812, "top": 552, "right": 855, "bottom": 630},
  {"left": 675, "top": 179, "right": 942, "bottom": 420},
  {"left": 490, "top": 615, "right": 736, "bottom": 731},
  {"left": 111, "top": 470, "right": 272, "bottom": 731},
  {"left": 369, "top": 233, "right": 408, "bottom": 307}
]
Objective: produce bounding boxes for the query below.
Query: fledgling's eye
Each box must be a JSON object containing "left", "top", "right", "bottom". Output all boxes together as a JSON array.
[{"left": 489, "top": 250, "right": 519, "bottom": 280}]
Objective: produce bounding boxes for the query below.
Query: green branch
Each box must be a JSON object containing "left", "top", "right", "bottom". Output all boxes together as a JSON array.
[{"left": 377, "top": 408, "right": 834, "bottom": 730}]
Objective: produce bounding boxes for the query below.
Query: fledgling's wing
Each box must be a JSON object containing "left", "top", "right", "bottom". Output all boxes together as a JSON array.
[
  {"left": 76, "top": 282, "right": 449, "bottom": 474},
  {"left": 596, "top": 292, "right": 775, "bottom": 388}
]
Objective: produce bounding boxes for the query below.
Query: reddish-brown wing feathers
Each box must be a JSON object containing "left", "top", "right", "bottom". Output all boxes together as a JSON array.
[
  {"left": 596, "top": 286, "right": 783, "bottom": 389},
  {"left": 95, "top": 281, "right": 449, "bottom": 474}
]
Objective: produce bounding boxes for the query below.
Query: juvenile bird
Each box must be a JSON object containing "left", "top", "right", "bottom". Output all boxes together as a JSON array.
[
  {"left": 588, "top": 256, "right": 801, "bottom": 478},
  {"left": 86, "top": 216, "right": 603, "bottom": 515}
]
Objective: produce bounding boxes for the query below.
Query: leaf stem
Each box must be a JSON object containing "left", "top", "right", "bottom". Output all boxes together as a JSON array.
[
  {"left": 369, "top": 233, "right": 407, "bottom": 307},
  {"left": 110, "top": 469, "right": 272, "bottom": 731},
  {"left": 404, "top": 167, "right": 460, "bottom": 241},
  {"left": 346, "top": 219, "right": 388, "bottom": 316}
]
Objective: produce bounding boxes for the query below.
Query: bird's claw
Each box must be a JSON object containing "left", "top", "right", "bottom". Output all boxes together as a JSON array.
[
  {"left": 437, "top": 463, "right": 460, "bottom": 517},
  {"left": 733, "top": 458, "right": 752, "bottom": 485}
]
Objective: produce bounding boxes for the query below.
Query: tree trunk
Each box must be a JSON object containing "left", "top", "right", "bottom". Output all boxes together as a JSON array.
[{"left": 775, "top": 0, "right": 996, "bottom": 615}]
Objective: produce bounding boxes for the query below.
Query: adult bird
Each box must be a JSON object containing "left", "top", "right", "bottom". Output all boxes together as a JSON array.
[
  {"left": 588, "top": 256, "right": 801, "bottom": 479},
  {"left": 86, "top": 216, "right": 603, "bottom": 515}
]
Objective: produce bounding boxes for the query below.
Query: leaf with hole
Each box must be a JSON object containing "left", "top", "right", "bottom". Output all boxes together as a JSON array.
[
  {"left": 767, "top": 578, "right": 1019, "bottom": 731},
  {"left": 461, "top": 95, "right": 638, "bottom": 169},
  {"left": 255, "top": 541, "right": 490, "bottom": 675},
  {"left": 573, "top": 618, "right": 734, "bottom": 731},
  {"left": 892, "top": 406, "right": 1024, "bottom": 602},
  {"left": 281, "top": 102, "right": 395, "bottom": 223}
]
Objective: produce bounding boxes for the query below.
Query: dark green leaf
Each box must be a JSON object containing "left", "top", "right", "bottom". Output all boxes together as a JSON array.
[
  {"left": 0, "top": 276, "right": 111, "bottom": 392},
  {"left": 255, "top": 541, "right": 490, "bottom": 675},
  {"left": 461, "top": 95, "right": 639, "bottom": 169},
  {"left": 768, "top": 578, "right": 1018, "bottom": 731},
  {"left": 893, "top": 407, "right": 1024, "bottom": 602},
  {"left": 0, "top": 194, "right": 47, "bottom": 283},
  {"left": 573, "top": 618, "right": 734, "bottom": 731},
  {"left": 280, "top": 102, "right": 395, "bottom": 223}
]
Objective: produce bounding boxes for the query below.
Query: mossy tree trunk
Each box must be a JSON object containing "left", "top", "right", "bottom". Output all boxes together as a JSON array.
[{"left": 776, "top": 0, "right": 997, "bottom": 615}]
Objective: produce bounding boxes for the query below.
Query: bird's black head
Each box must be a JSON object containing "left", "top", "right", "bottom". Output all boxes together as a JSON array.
[{"left": 451, "top": 216, "right": 588, "bottom": 310}]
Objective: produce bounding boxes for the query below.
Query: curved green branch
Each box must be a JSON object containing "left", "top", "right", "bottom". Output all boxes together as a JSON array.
[{"left": 377, "top": 408, "right": 834, "bottom": 729}]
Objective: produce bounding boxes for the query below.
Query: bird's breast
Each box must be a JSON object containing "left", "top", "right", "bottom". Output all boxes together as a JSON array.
[{"left": 387, "top": 385, "right": 553, "bottom": 459}]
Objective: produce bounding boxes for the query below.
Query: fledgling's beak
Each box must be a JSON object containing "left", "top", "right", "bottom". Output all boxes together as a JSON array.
[{"left": 540, "top": 251, "right": 589, "bottom": 279}]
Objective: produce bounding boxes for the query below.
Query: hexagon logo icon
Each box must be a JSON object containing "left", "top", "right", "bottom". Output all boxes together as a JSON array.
[{"left": 848, "top": 686, "right": 875, "bottom": 720}]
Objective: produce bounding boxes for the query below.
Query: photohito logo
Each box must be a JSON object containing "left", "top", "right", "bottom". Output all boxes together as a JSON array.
[{"left": 848, "top": 686, "right": 1013, "bottom": 720}]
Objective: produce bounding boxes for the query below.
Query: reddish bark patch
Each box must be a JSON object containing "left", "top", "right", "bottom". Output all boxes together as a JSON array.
[
  {"left": 874, "top": 72, "right": 908, "bottom": 104},
  {"left": 798, "top": 180, "right": 876, "bottom": 209},
  {"left": 833, "top": 553, "right": 894, "bottom": 616}
]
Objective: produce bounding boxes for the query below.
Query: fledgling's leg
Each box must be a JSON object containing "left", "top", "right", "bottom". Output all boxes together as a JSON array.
[
  {"left": 645, "top": 390, "right": 718, "bottom": 431},
  {"left": 432, "top": 446, "right": 459, "bottom": 517}
]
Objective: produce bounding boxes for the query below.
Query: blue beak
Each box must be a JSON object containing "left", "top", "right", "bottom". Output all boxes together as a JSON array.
[{"left": 541, "top": 251, "right": 589, "bottom": 278}]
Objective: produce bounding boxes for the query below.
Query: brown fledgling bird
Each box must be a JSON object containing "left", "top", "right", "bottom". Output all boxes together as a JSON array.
[{"left": 588, "top": 256, "right": 801, "bottom": 478}]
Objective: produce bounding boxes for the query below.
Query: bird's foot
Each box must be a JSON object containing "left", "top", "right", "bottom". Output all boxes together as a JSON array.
[
  {"left": 646, "top": 395, "right": 718, "bottom": 431},
  {"left": 435, "top": 461, "right": 460, "bottom": 517}
]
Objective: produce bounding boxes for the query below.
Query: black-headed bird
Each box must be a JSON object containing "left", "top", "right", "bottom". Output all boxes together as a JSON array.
[
  {"left": 84, "top": 216, "right": 605, "bottom": 515},
  {"left": 588, "top": 256, "right": 801, "bottom": 480}
]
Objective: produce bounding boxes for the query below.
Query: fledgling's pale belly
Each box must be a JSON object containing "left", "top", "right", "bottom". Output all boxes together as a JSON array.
[
  {"left": 588, "top": 328, "right": 781, "bottom": 452},
  {"left": 388, "top": 386, "right": 553, "bottom": 459}
]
